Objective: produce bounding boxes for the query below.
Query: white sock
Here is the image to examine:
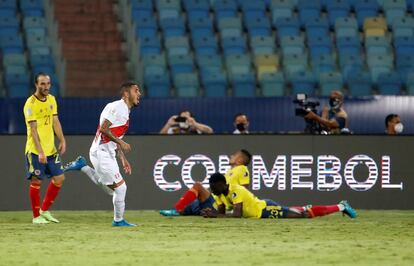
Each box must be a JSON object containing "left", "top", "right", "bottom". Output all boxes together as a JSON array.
[
  {"left": 113, "top": 182, "right": 127, "bottom": 222},
  {"left": 81, "top": 166, "right": 114, "bottom": 196},
  {"left": 338, "top": 204, "right": 345, "bottom": 211}
]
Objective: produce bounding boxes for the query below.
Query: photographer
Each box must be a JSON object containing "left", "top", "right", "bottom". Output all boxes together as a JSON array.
[
  {"left": 160, "top": 110, "right": 214, "bottom": 134},
  {"left": 304, "top": 90, "right": 349, "bottom": 134},
  {"left": 233, "top": 113, "right": 250, "bottom": 134}
]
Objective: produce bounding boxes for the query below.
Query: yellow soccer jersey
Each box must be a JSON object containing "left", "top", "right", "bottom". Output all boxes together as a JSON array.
[
  {"left": 215, "top": 184, "right": 266, "bottom": 218},
  {"left": 225, "top": 165, "right": 250, "bottom": 186},
  {"left": 23, "top": 94, "right": 58, "bottom": 156}
]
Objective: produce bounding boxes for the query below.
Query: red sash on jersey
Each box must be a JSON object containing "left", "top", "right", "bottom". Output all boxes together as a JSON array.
[{"left": 96, "top": 120, "right": 129, "bottom": 144}]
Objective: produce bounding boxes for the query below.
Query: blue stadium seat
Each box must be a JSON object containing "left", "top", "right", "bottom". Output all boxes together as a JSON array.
[
  {"left": 326, "top": 0, "right": 351, "bottom": 27},
  {"left": 156, "top": 0, "right": 181, "bottom": 20},
  {"left": 383, "top": 0, "right": 407, "bottom": 27},
  {"left": 377, "top": 72, "right": 402, "bottom": 95},
  {"left": 134, "top": 16, "right": 158, "bottom": 39},
  {"left": 392, "top": 17, "right": 414, "bottom": 38},
  {"left": 213, "top": 0, "right": 238, "bottom": 21},
  {"left": 335, "top": 17, "right": 359, "bottom": 38},
  {"left": 319, "top": 72, "right": 343, "bottom": 96},
  {"left": 297, "top": 0, "right": 321, "bottom": 26},
  {"left": 20, "top": 0, "right": 44, "bottom": 17},
  {"left": 339, "top": 54, "right": 364, "bottom": 81},
  {"left": 270, "top": 0, "right": 295, "bottom": 24},
  {"left": 130, "top": 0, "right": 153, "bottom": 18},
  {"left": 183, "top": 0, "right": 210, "bottom": 20},
  {"left": 142, "top": 53, "right": 167, "bottom": 77},
  {"left": 3, "top": 53, "right": 27, "bottom": 67},
  {"left": 336, "top": 36, "right": 361, "bottom": 56},
  {"left": 193, "top": 35, "right": 218, "bottom": 56},
  {"left": 260, "top": 72, "right": 285, "bottom": 97},
  {"left": 274, "top": 17, "right": 300, "bottom": 39},
  {"left": 145, "top": 72, "right": 171, "bottom": 97},
  {"left": 308, "top": 35, "right": 334, "bottom": 58},
  {"left": 174, "top": 72, "right": 199, "bottom": 97},
  {"left": 5, "top": 65, "right": 28, "bottom": 75},
  {"left": 221, "top": 36, "right": 247, "bottom": 56},
  {"left": 396, "top": 54, "right": 414, "bottom": 80},
  {"left": 283, "top": 53, "right": 308, "bottom": 75},
  {"left": 201, "top": 71, "right": 228, "bottom": 97},
  {"left": 218, "top": 17, "right": 243, "bottom": 37},
  {"left": 347, "top": 72, "right": 372, "bottom": 96},
  {"left": 365, "top": 36, "right": 391, "bottom": 56},
  {"left": 304, "top": 17, "right": 329, "bottom": 38},
  {"left": 394, "top": 36, "right": 414, "bottom": 57},
  {"left": 0, "top": 34, "right": 24, "bottom": 53},
  {"left": 367, "top": 54, "right": 393, "bottom": 83},
  {"left": 5, "top": 72, "right": 30, "bottom": 98},
  {"left": 169, "top": 54, "right": 195, "bottom": 75},
  {"left": 245, "top": 15, "right": 272, "bottom": 37},
  {"left": 138, "top": 35, "right": 162, "bottom": 55},
  {"left": 160, "top": 17, "right": 185, "bottom": 37},
  {"left": 240, "top": 0, "right": 267, "bottom": 19},
  {"left": 189, "top": 16, "right": 214, "bottom": 39},
  {"left": 197, "top": 54, "right": 224, "bottom": 74},
  {"left": 250, "top": 35, "right": 276, "bottom": 55},
  {"left": 290, "top": 71, "right": 316, "bottom": 95},
  {"left": 354, "top": 0, "right": 379, "bottom": 28},
  {"left": 165, "top": 36, "right": 190, "bottom": 57},
  {"left": 0, "top": 16, "right": 19, "bottom": 36},
  {"left": 406, "top": 72, "right": 414, "bottom": 95},
  {"left": 232, "top": 72, "right": 256, "bottom": 97},
  {"left": 26, "top": 35, "right": 49, "bottom": 48},
  {"left": 280, "top": 35, "right": 305, "bottom": 56},
  {"left": 408, "top": 0, "right": 414, "bottom": 11},
  {"left": 225, "top": 54, "right": 252, "bottom": 79},
  {"left": 311, "top": 54, "right": 336, "bottom": 77}
]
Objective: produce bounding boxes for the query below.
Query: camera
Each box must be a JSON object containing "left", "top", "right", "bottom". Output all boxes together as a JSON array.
[
  {"left": 293, "top": 94, "right": 321, "bottom": 134},
  {"left": 175, "top": 116, "right": 187, "bottom": 123},
  {"left": 293, "top": 94, "right": 320, "bottom": 117}
]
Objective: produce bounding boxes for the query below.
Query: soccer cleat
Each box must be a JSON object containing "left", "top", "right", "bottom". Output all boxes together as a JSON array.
[
  {"left": 63, "top": 156, "right": 87, "bottom": 172},
  {"left": 112, "top": 220, "right": 137, "bottom": 227},
  {"left": 32, "top": 216, "right": 50, "bottom": 224},
  {"left": 340, "top": 200, "right": 357, "bottom": 219},
  {"left": 40, "top": 210, "right": 60, "bottom": 223},
  {"left": 159, "top": 209, "right": 180, "bottom": 216}
]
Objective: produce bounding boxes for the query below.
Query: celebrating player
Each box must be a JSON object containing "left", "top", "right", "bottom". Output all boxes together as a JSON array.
[
  {"left": 160, "top": 149, "right": 252, "bottom": 216},
  {"left": 202, "top": 173, "right": 357, "bottom": 219},
  {"left": 24, "top": 73, "right": 67, "bottom": 224},
  {"left": 64, "top": 82, "right": 141, "bottom": 227}
]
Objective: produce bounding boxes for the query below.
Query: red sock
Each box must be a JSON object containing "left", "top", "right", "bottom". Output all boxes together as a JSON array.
[
  {"left": 175, "top": 189, "right": 198, "bottom": 212},
  {"left": 41, "top": 180, "right": 61, "bottom": 211},
  {"left": 29, "top": 182, "right": 41, "bottom": 217},
  {"left": 307, "top": 205, "right": 340, "bottom": 218}
]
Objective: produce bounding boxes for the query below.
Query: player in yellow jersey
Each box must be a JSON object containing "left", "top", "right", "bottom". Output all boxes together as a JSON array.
[
  {"left": 159, "top": 149, "right": 252, "bottom": 216},
  {"left": 203, "top": 173, "right": 357, "bottom": 219},
  {"left": 23, "top": 73, "right": 67, "bottom": 224}
]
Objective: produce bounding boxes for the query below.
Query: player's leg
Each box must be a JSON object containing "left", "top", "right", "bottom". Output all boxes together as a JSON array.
[
  {"left": 26, "top": 153, "right": 49, "bottom": 224},
  {"left": 40, "top": 154, "right": 65, "bottom": 223},
  {"left": 97, "top": 150, "right": 136, "bottom": 226},
  {"left": 174, "top": 182, "right": 211, "bottom": 214},
  {"left": 286, "top": 201, "right": 357, "bottom": 219}
]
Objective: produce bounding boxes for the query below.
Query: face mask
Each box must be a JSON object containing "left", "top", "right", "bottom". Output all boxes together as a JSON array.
[
  {"left": 329, "top": 98, "right": 341, "bottom": 109},
  {"left": 236, "top": 123, "right": 246, "bottom": 131},
  {"left": 394, "top": 123, "right": 404, "bottom": 134}
]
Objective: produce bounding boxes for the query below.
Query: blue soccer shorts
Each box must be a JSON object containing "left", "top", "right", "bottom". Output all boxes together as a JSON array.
[
  {"left": 261, "top": 199, "right": 290, "bottom": 218},
  {"left": 25, "top": 153, "right": 64, "bottom": 180},
  {"left": 182, "top": 195, "right": 215, "bottom": 216}
]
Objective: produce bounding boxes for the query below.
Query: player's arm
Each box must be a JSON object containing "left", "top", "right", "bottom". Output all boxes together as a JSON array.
[
  {"left": 203, "top": 203, "right": 242, "bottom": 218},
  {"left": 52, "top": 115, "right": 66, "bottom": 155},
  {"left": 100, "top": 119, "right": 131, "bottom": 153},
  {"left": 116, "top": 144, "right": 132, "bottom": 175},
  {"left": 29, "top": 121, "right": 46, "bottom": 164}
]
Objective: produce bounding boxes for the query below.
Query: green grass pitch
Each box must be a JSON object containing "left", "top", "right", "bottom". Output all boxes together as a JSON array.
[{"left": 0, "top": 210, "right": 413, "bottom": 265}]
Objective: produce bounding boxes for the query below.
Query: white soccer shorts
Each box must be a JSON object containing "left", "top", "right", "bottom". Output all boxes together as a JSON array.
[{"left": 89, "top": 148, "right": 123, "bottom": 185}]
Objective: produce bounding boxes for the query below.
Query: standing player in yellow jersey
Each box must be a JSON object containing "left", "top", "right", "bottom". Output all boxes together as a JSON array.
[
  {"left": 23, "top": 73, "right": 66, "bottom": 224},
  {"left": 159, "top": 149, "right": 252, "bottom": 216},
  {"left": 203, "top": 173, "right": 357, "bottom": 219}
]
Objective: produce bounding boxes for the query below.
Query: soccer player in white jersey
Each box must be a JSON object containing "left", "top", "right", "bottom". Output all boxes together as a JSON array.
[{"left": 64, "top": 82, "right": 141, "bottom": 227}]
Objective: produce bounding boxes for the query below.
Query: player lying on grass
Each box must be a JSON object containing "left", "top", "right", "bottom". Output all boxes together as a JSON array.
[
  {"left": 160, "top": 149, "right": 252, "bottom": 216},
  {"left": 202, "top": 173, "right": 357, "bottom": 219}
]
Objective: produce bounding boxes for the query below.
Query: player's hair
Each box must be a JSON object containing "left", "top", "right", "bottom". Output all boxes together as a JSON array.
[
  {"left": 233, "top": 112, "right": 248, "bottom": 122},
  {"left": 209, "top": 173, "right": 226, "bottom": 184},
  {"left": 179, "top": 110, "right": 194, "bottom": 118},
  {"left": 34, "top": 72, "right": 49, "bottom": 85},
  {"left": 240, "top": 149, "right": 252, "bottom": 166},
  {"left": 385, "top": 114, "right": 399, "bottom": 128},
  {"left": 120, "top": 81, "right": 139, "bottom": 95}
]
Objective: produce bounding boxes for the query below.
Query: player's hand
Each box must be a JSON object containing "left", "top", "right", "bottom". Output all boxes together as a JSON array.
[
  {"left": 119, "top": 140, "right": 131, "bottom": 153},
  {"left": 58, "top": 140, "right": 66, "bottom": 155},
  {"left": 38, "top": 152, "right": 47, "bottom": 164},
  {"left": 122, "top": 159, "right": 132, "bottom": 175}
]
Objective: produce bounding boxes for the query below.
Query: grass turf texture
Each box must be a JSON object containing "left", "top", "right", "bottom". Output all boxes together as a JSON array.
[{"left": 0, "top": 210, "right": 413, "bottom": 265}]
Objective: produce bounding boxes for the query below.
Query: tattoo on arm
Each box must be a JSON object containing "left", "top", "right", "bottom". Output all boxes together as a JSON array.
[{"left": 100, "top": 119, "right": 120, "bottom": 144}]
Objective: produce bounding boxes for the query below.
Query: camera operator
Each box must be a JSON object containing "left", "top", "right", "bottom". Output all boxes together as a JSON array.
[
  {"left": 385, "top": 114, "right": 404, "bottom": 135},
  {"left": 304, "top": 90, "right": 349, "bottom": 134},
  {"left": 233, "top": 113, "right": 249, "bottom": 134},
  {"left": 160, "top": 110, "right": 214, "bottom": 134}
]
